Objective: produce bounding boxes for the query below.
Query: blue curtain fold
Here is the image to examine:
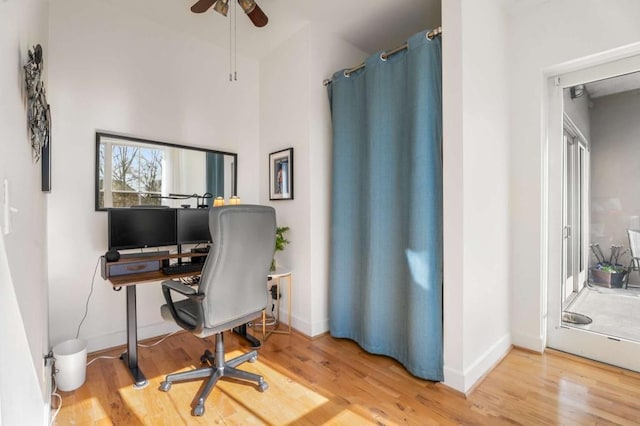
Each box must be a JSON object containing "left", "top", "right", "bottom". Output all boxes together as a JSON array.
[{"left": 327, "top": 30, "right": 442, "bottom": 381}]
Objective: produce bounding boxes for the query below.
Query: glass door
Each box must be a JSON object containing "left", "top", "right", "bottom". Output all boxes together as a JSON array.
[{"left": 562, "top": 130, "right": 587, "bottom": 308}]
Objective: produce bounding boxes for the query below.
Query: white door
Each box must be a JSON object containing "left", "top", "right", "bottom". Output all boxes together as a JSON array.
[{"left": 546, "top": 54, "right": 640, "bottom": 372}]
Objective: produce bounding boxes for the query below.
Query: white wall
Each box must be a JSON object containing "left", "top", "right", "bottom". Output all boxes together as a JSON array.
[
  {"left": 590, "top": 90, "right": 640, "bottom": 281},
  {"left": 0, "top": 0, "right": 51, "bottom": 423},
  {"left": 442, "top": 0, "right": 512, "bottom": 393},
  {"left": 259, "top": 25, "right": 367, "bottom": 336},
  {"left": 508, "top": 0, "right": 640, "bottom": 352},
  {"left": 47, "top": 0, "right": 260, "bottom": 352},
  {"left": 563, "top": 88, "right": 591, "bottom": 142}
]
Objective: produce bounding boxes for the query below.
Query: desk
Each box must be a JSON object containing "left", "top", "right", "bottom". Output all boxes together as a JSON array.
[
  {"left": 102, "top": 252, "right": 205, "bottom": 388},
  {"left": 260, "top": 268, "right": 292, "bottom": 341}
]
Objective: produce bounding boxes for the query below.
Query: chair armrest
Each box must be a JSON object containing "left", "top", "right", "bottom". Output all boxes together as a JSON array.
[
  {"left": 161, "top": 279, "right": 205, "bottom": 332},
  {"left": 162, "top": 280, "right": 205, "bottom": 301}
]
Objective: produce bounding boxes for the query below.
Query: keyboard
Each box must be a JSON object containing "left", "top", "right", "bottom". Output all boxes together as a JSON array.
[{"left": 162, "top": 262, "right": 204, "bottom": 275}]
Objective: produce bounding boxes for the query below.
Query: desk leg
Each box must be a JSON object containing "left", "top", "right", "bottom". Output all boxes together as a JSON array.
[
  {"left": 233, "top": 324, "right": 261, "bottom": 348},
  {"left": 121, "top": 285, "right": 147, "bottom": 388}
]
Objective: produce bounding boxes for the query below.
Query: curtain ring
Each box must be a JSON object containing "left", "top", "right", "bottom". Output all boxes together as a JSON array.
[
  {"left": 380, "top": 52, "right": 388, "bottom": 61},
  {"left": 344, "top": 70, "right": 350, "bottom": 78},
  {"left": 427, "top": 27, "right": 441, "bottom": 40}
]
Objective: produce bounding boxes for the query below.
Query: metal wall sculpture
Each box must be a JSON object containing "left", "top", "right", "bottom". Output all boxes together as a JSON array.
[{"left": 24, "top": 44, "right": 51, "bottom": 163}]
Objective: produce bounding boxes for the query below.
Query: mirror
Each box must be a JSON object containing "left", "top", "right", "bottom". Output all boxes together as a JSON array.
[{"left": 95, "top": 132, "right": 237, "bottom": 210}]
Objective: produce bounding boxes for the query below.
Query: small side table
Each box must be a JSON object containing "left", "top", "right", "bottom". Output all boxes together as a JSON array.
[{"left": 261, "top": 267, "right": 292, "bottom": 341}]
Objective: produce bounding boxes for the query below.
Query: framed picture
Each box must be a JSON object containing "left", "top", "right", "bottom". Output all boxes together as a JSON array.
[{"left": 269, "top": 148, "right": 294, "bottom": 200}]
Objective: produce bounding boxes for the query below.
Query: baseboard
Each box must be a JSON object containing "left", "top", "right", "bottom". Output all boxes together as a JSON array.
[
  {"left": 86, "top": 321, "right": 181, "bottom": 353},
  {"left": 511, "top": 332, "right": 545, "bottom": 353},
  {"left": 286, "top": 312, "right": 327, "bottom": 337},
  {"left": 443, "top": 333, "right": 512, "bottom": 394}
]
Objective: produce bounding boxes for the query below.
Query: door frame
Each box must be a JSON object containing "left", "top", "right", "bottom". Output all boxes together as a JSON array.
[
  {"left": 544, "top": 51, "right": 640, "bottom": 371},
  {"left": 562, "top": 117, "right": 589, "bottom": 308}
]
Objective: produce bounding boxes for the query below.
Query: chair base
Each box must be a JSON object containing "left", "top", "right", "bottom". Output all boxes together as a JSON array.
[{"left": 159, "top": 333, "right": 268, "bottom": 417}]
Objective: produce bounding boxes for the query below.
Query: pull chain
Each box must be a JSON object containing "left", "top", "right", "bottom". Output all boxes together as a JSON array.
[
  {"left": 227, "top": 0, "right": 238, "bottom": 81},
  {"left": 229, "top": 0, "right": 233, "bottom": 81},
  {"left": 234, "top": 0, "right": 237, "bottom": 81}
]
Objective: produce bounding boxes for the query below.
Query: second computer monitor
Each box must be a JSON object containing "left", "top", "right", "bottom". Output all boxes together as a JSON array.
[{"left": 177, "top": 208, "right": 211, "bottom": 244}]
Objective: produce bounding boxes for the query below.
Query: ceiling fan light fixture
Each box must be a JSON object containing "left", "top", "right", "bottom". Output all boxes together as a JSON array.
[
  {"left": 237, "top": 0, "right": 268, "bottom": 27},
  {"left": 237, "top": 0, "right": 256, "bottom": 14},
  {"left": 213, "top": 0, "right": 229, "bottom": 16}
]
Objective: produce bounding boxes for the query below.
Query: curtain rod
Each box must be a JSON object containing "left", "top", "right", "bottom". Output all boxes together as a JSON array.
[{"left": 323, "top": 26, "right": 442, "bottom": 87}]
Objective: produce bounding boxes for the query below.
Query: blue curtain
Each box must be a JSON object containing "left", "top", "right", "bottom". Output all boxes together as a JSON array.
[
  {"left": 206, "top": 152, "right": 225, "bottom": 206},
  {"left": 327, "top": 30, "right": 442, "bottom": 381}
]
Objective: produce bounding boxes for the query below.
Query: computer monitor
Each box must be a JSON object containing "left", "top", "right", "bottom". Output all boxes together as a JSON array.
[
  {"left": 177, "top": 208, "right": 211, "bottom": 245},
  {"left": 108, "top": 208, "right": 177, "bottom": 250}
]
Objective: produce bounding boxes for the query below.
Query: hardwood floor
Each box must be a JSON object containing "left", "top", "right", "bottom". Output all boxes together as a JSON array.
[{"left": 54, "top": 331, "right": 640, "bottom": 425}]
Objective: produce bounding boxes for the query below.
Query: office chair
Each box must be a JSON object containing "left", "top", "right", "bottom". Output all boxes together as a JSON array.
[{"left": 158, "top": 205, "right": 276, "bottom": 416}]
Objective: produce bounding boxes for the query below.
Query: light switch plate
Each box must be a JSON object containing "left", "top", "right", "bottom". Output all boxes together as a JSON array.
[{"left": 3, "top": 179, "right": 10, "bottom": 235}]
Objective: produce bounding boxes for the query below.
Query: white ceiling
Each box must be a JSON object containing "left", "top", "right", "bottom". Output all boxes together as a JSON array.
[
  {"left": 104, "top": 0, "right": 441, "bottom": 59},
  {"left": 586, "top": 71, "right": 640, "bottom": 99}
]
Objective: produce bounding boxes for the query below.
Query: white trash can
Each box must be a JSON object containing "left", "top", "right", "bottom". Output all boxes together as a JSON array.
[{"left": 52, "top": 339, "right": 87, "bottom": 391}]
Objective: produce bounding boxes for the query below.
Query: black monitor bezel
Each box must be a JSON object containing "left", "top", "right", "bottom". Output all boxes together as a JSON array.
[
  {"left": 108, "top": 208, "right": 178, "bottom": 251},
  {"left": 176, "top": 208, "right": 212, "bottom": 245}
]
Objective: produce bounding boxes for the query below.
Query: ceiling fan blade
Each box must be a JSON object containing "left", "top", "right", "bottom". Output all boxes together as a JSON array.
[
  {"left": 191, "top": 0, "right": 217, "bottom": 13},
  {"left": 238, "top": 0, "right": 268, "bottom": 27}
]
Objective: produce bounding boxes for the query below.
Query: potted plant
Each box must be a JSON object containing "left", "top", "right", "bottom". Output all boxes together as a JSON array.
[
  {"left": 271, "top": 226, "right": 290, "bottom": 272},
  {"left": 589, "top": 244, "right": 627, "bottom": 288}
]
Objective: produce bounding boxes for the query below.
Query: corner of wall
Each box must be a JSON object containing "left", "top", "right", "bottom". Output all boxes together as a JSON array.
[{"left": 444, "top": 333, "right": 512, "bottom": 394}]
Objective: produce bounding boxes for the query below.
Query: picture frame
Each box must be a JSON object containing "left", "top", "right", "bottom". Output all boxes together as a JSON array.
[
  {"left": 269, "top": 148, "right": 294, "bottom": 200},
  {"left": 41, "top": 133, "right": 51, "bottom": 192}
]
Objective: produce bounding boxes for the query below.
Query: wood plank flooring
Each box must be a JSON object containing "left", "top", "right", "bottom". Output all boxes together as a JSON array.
[{"left": 53, "top": 331, "right": 640, "bottom": 425}]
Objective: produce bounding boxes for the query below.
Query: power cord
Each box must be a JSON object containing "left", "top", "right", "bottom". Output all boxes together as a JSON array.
[
  {"left": 75, "top": 256, "right": 100, "bottom": 339},
  {"left": 86, "top": 355, "right": 119, "bottom": 366},
  {"left": 49, "top": 377, "right": 61, "bottom": 425},
  {"left": 138, "top": 330, "right": 180, "bottom": 348},
  {"left": 84, "top": 330, "right": 181, "bottom": 367}
]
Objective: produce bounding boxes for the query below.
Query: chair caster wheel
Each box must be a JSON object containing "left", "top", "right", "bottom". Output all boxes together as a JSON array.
[
  {"left": 159, "top": 381, "right": 171, "bottom": 392},
  {"left": 193, "top": 404, "right": 205, "bottom": 416},
  {"left": 200, "top": 354, "right": 208, "bottom": 364},
  {"left": 258, "top": 381, "right": 269, "bottom": 392},
  {"left": 249, "top": 356, "right": 258, "bottom": 363}
]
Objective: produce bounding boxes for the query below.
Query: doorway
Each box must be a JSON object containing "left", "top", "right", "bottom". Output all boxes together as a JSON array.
[{"left": 546, "top": 54, "right": 640, "bottom": 372}]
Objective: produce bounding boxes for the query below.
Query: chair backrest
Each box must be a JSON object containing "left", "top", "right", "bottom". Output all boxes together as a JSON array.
[
  {"left": 199, "top": 205, "right": 276, "bottom": 329},
  {"left": 629, "top": 229, "right": 640, "bottom": 264}
]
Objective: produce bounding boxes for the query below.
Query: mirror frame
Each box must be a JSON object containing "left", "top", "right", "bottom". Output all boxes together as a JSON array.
[{"left": 95, "top": 131, "right": 237, "bottom": 211}]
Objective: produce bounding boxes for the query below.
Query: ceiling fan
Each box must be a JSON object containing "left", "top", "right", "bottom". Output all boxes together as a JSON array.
[{"left": 190, "top": 0, "right": 269, "bottom": 28}]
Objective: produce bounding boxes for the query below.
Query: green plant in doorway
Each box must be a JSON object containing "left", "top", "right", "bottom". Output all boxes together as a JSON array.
[{"left": 271, "top": 226, "right": 290, "bottom": 272}]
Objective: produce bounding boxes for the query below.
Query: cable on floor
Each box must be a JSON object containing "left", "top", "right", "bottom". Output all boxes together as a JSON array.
[
  {"left": 49, "top": 378, "right": 62, "bottom": 426},
  {"left": 138, "top": 330, "right": 180, "bottom": 348}
]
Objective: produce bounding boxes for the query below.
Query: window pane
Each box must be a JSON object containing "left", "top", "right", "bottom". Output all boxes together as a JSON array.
[
  {"left": 99, "top": 144, "right": 105, "bottom": 191},
  {"left": 111, "top": 145, "right": 140, "bottom": 192},
  {"left": 139, "top": 147, "right": 163, "bottom": 193}
]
